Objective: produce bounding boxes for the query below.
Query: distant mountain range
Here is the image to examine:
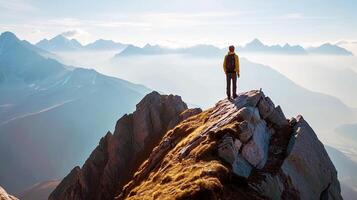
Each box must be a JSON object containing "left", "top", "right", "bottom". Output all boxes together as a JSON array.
[
  {"left": 307, "top": 43, "right": 353, "bottom": 55},
  {"left": 36, "top": 34, "right": 127, "bottom": 52},
  {"left": 33, "top": 33, "right": 353, "bottom": 56},
  {"left": 237, "top": 38, "right": 308, "bottom": 55},
  {"left": 0, "top": 31, "right": 150, "bottom": 193},
  {"left": 114, "top": 39, "right": 353, "bottom": 57},
  {"left": 116, "top": 44, "right": 223, "bottom": 57}
]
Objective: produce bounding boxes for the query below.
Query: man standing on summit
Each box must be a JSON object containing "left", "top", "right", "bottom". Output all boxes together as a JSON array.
[{"left": 223, "top": 45, "right": 240, "bottom": 99}]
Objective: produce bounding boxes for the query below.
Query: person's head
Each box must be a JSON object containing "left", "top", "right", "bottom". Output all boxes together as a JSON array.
[{"left": 229, "top": 45, "right": 235, "bottom": 52}]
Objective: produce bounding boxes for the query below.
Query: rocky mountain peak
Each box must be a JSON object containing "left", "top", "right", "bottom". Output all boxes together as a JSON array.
[
  {"left": 50, "top": 90, "right": 342, "bottom": 200},
  {"left": 118, "top": 90, "right": 342, "bottom": 199}
]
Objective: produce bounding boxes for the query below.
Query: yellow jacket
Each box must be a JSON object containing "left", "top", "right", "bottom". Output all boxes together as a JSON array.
[{"left": 223, "top": 52, "right": 240, "bottom": 75}]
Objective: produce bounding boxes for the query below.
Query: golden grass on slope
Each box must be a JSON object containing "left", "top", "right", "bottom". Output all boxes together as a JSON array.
[{"left": 117, "top": 106, "right": 241, "bottom": 200}]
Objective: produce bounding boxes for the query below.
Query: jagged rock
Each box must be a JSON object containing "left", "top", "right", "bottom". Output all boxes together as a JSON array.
[
  {"left": 289, "top": 117, "right": 297, "bottom": 126},
  {"left": 282, "top": 116, "right": 341, "bottom": 199},
  {"left": 242, "top": 120, "right": 270, "bottom": 168},
  {"left": 258, "top": 96, "right": 275, "bottom": 119},
  {"left": 244, "top": 90, "right": 264, "bottom": 107},
  {"left": 254, "top": 116, "right": 342, "bottom": 200},
  {"left": 218, "top": 136, "right": 238, "bottom": 164},
  {"left": 232, "top": 90, "right": 263, "bottom": 110},
  {"left": 116, "top": 90, "right": 342, "bottom": 200},
  {"left": 267, "top": 106, "right": 289, "bottom": 127},
  {"left": 49, "top": 91, "right": 200, "bottom": 200},
  {"left": 0, "top": 186, "right": 18, "bottom": 200}
]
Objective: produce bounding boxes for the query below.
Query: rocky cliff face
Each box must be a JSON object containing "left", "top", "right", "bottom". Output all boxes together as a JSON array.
[
  {"left": 0, "top": 186, "right": 18, "bottom": 200},
  {"left": 50, "top": 90, "right": 342, "bottom": 200},
  {"left": 118, "top": 90, "right": 342, "bottom": 200},
  {"left": 49, "top": 91, "right": 201, "bottom": 200}
]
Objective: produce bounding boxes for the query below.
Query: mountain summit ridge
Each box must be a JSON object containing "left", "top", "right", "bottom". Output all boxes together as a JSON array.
[{"left": 50, "top": 90, "right": 342, "bottom": 200}]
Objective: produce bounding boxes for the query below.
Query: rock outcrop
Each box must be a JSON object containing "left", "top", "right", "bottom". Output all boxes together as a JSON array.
[
  {"left": 50, "top": 90, "right": 342, "bottom": 200},
  {"left": 0, "top": 186, "right": 18, "bottom": 200},
  {"left": 49, "top": 91, "right": 201, "bottom": 200},
  {"left": 118, "top": 90, "right": 342, "bottom": 200}
]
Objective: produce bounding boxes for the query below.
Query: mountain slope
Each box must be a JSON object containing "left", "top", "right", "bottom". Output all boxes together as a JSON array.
[{"left": 0, "top": 31, "right": 150, "bottom": 193}]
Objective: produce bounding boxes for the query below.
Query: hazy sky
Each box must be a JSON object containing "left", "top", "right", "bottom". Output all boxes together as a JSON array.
[{"left": 1, "top": 0, "right": 357, "bottom": 47}]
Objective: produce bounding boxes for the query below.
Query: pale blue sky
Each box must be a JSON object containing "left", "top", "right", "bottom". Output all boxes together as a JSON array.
[{"left": 0, "top": 0, "right": 356, "bottom": 47}]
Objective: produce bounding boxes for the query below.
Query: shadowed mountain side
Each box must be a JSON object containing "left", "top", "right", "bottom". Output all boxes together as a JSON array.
[
  {"left": 49, "top": 91, "right": 202, "bottom": 200},
  {"left": 0, "top": 82, "right": 147, "bottom": 192}
]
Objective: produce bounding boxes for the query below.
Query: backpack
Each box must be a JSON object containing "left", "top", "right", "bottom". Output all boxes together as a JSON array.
[{"left": 225, "top": 54, "right": 236, "bottom": 73}]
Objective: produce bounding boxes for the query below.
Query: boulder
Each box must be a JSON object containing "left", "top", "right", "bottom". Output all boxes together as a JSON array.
[
  {"left": 237, "top": 107, "right": 261, "bottom": 124},
  {"left": 242, "top": 120, "right": 270, "bottom": 168},
  {"left": 232, "top": 154, "right": 253, "bottom": 178}
]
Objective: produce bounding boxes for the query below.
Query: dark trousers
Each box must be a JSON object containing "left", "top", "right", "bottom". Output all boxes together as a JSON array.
[{"left": 226, "top": 73, "right": 237, "bottom": 97}]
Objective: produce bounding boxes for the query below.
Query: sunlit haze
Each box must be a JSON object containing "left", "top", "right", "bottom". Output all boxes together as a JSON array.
[{"left": 1, "top": 0, "right": 357, "bottom": 49}]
